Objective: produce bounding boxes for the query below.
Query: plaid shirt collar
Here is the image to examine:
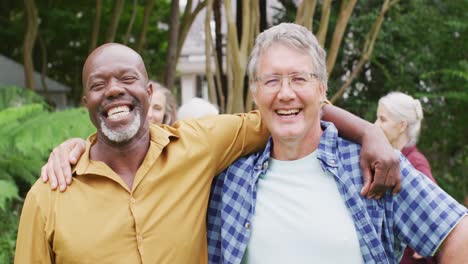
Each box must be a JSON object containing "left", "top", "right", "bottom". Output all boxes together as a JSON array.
[{"left": 253, "top": 121, "right": 339, "bottom": 174}]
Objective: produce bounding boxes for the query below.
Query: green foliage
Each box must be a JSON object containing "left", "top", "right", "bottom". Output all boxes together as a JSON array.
[
  {"left": 0, "top": 105, "right": 94, "bottom": 194},
  {"left": 334, "top": 0, "right": 468, "bottom": 202},
  {"left": 0, "top": 180, "right": 19, "bottom": 211},
  {"left": 0, "top": 0, "right": 171, "bottom": 105},
  {"left": 0, "top": 87, "right": 95, "bottom": 262},
  {"left": 0, "top": 200, "right": 19, "bottom": 264},
  {"left": 0, "top": 85, "right": 46, "bottom": 111}
]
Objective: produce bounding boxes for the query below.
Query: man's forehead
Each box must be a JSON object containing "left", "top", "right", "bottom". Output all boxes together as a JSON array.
[
  {"left": 82, "top": 44, "right": 147, "bottom": 82},
  {"left": 86, "top": 49, "right": 141, "bottom": 71}
]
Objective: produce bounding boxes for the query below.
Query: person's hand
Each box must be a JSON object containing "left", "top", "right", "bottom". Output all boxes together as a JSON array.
[
  {"left": 359, "top": 124, "right": 401, "bottom": 198},
  {"left": 40, "top": 138, "right": 86, "bottom": 192}
]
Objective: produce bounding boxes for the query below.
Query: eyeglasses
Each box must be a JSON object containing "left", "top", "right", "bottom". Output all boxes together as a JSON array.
[{"left": 255, "top": 72, "right": 318, "bottom": 93}]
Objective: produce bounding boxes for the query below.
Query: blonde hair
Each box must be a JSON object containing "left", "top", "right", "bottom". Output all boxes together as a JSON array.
[{"left": 378, "top": 92, "right": 424, "bottom": 145}]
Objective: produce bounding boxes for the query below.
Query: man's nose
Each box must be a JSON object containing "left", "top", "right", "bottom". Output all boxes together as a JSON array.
[
  {"left": 277, "top": 77, "right": 295, "bottom": 99},
  {"left": 104, "top": 79, "right": 125, "bottom": 99}
]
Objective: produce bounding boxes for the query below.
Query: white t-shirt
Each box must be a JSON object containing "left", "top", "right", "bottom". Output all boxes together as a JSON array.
[{"left": 241, "top": 150, "right": 363, "bottom": 264}]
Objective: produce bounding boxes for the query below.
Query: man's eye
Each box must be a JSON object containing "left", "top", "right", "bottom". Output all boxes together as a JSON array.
[
  {"left": 264, "top": 78, "right": 280, "bottom": 87},
  {"left": 291, "top": 76, "right": 307, "bottom": 84},
  {"left": 90, "top": 83, "right": 105, "bottom": 90},
  {"left": 122, "top": 76, "right": 137, "bottom": 83}
]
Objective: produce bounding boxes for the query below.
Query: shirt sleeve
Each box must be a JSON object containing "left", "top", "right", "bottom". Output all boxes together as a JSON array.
[
  {"left": 392, "top": 154, "right": 467, "bottom": 257},
  {"left": 14, "top": 186, "right": 53, "bottom": 264},
  {"left": 178, "top": 111, "right": 269, "bottom": 175}
]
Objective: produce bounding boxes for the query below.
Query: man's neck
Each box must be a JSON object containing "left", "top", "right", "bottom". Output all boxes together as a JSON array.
[
  {"left": 90, "top": 127, "right": 151, "bottom": 189},
  {"left": 271, "top": 126, "right": 323, "bottom": 161}
]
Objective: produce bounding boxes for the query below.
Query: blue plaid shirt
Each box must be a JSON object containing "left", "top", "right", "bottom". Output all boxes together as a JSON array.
[{"left": 207, "top": 121, "right": 467, "bottom": 264}]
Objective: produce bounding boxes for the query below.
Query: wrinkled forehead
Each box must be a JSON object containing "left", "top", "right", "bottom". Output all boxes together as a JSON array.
[{"left": 82, "top": 45, "right": 148, "bottom": 85}]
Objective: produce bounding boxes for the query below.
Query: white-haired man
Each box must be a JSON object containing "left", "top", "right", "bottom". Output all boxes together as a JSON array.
[{"left": 207, "top": 23, "right": 468, "bottom": 264}]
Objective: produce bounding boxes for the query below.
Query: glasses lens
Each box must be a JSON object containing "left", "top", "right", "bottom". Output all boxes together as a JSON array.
[{"left": 258, "top": 73, "right": 315, "bottom": 92}]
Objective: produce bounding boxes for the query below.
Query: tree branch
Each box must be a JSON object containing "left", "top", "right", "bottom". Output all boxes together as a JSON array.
[
  {"left": 326, "top": 0, "right": 357, "bottom": 75},
  {"left": 316, "top": 0, "right": 332, "bottom": 47}
]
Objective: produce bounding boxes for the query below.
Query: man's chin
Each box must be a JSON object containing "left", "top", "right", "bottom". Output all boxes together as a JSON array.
[{"left": 99, "top": 113, "right": 141, "bottom": 143}]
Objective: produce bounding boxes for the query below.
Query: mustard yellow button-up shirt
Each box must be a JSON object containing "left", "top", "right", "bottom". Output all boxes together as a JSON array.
[{"left": 15, "top": 112, "right": 268, "bottom": 264}]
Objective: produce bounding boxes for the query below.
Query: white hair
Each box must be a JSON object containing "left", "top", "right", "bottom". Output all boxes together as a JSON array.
[
  {"left": 99, "top": 111, "right": 141, "bottom": 143},
  {"left": 177, "top": 97, "right": 219, "bottom": 120},
  {"left": 247, "top": 23, "right": 328, "bottom": 92},
  {"left": 378, "top": 92, "right": 424, "bottom": 145}
]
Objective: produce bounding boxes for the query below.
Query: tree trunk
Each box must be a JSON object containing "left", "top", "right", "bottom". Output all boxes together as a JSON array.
[
  {"left": 38, "top": 33, "right": 50, "bottom": 102},
  {"left": 136, "top": 0, "right": 155, "bottom": 52},
  {"left": 165, "top": 0, "right": 180, "bottom": 90},
  {"left": 331, "top": 0, "right": 399, "bottom": 103},
  {"left": 106, "top": 0, "right": 125, "bottom": 43},
  {"left": 89, "top": 0, "right": 102, "bottom": 53},
  {"left": 295, "top": 0, "right": 317, "bottom": 31},
  {"left": 23, "top": 0, "right": 39, "bottom": 90},
  {"left": 224, "top": 0, "right": 258, "bottom": 113},
  {"left": 123, "top": 0, "right": 138, "bottom": 45},
  {"left": 204, "top": 0, "right": 217, "bottom": 105},
  {"left": 176, "top": 0, "right": 207, "bottom": 63},
  {"left": 316, "top": 0, "right": 332, "bottom": 47},
  {"left": 326, "top": 0, "right": 357, "bottom": 75}
]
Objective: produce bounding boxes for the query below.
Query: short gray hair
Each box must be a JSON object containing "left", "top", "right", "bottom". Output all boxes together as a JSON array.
[
  {"left": 247, "top": 23, "right": 328, "bottom": 92},
  {"left": 378, "top": 92, "right": 424, "bottom": 145}
]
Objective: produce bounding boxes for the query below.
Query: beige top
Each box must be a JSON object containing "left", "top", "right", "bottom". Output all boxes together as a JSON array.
[{"left": 15, "top": 111, "right": 268, "bottom": 264}]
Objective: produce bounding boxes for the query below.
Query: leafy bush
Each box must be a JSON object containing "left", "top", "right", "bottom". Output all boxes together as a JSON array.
[{"left": 0, "top": 86, "right": 94, "bottom": 262}]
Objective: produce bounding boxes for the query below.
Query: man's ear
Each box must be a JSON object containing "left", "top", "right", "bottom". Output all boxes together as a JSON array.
[
  {"left": 318, "top": 83, "right": 326, "bottom": 99},
  {"left": 147, "top": 82, "right": 153, "bottom": 99},
  {"left": 82, "top": 96, "right": 88, "bottom": 107}
]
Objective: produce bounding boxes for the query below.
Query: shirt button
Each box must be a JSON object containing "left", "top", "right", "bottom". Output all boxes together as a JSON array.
[
  {"left": 330, "top": 159, "right": 335, "bottom": 165},
  {"left": 130, "top": 197, "right": 136, "bottom": 203},
  {"left": 245, "top": 222, "right": 250, "bottom": 229},
  {"left": 137, "top": 235, "right": 143, "bottom": 242}
]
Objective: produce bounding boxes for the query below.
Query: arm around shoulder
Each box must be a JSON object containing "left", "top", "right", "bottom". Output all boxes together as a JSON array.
[{"left": 197, "top": 111, "right": 269, "bottom": 173}]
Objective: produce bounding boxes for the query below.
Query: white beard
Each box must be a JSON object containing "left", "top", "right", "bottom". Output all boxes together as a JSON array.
[{"left": 99, "top": 111, "right": 141, "bottom": 143}]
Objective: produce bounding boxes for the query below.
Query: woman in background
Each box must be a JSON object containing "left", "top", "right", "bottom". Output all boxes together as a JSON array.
[
  {"left": 147, "top": 81, "right": 178, "bottom": 125},
  {"left": 375, "top": 92, "right": 437, "bottom": 264}
]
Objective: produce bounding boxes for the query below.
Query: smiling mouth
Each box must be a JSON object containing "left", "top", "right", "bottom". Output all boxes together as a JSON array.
[
  {"left": 276, "top": 109, "right": 301, "bottom": 116},
  {"left": 106, "top": 105, "right": 132, "bottom": 120}
]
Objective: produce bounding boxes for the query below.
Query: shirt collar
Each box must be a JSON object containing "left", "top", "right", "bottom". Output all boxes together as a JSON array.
[
  {"left": 317, "top": 121, "right": 339, "bottom": 168},
  {"left": 73, "top": 124, "right": 179, "bottom": 176},
  {"left": 254, "top": 121, "right": 339, "bottom": 173}
]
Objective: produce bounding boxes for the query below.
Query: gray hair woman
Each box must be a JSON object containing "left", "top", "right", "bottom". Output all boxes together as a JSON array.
[{"left": 375, "top": 91, "right": 437, "bottom": 264}]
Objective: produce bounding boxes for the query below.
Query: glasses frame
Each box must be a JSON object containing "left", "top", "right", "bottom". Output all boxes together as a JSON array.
[{"left": 254, "top": 72, "right": 318, "bottom": 93}]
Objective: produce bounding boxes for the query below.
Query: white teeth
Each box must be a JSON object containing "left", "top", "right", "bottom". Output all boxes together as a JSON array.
[
  {"left": 276, "top": 109, "right": 299, "bottom": 115},
  {"left": 107, "top": 106, "right": 130, "bottom": 120}
]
